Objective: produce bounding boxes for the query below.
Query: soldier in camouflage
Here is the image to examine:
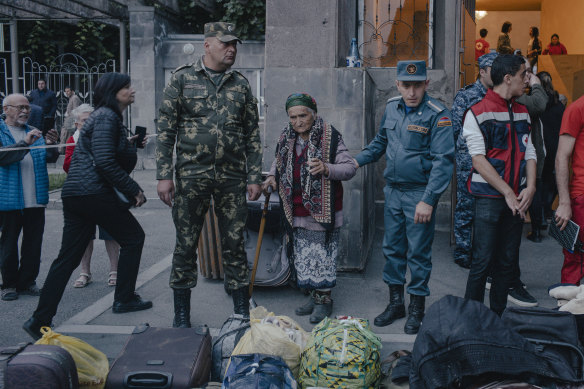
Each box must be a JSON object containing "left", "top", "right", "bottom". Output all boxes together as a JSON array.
[
  {"left": 156, "top": 22, "right": 262, "bottom": 327},
  {"left": 452, "top": 52, "right": 497, "bottom": 269}
]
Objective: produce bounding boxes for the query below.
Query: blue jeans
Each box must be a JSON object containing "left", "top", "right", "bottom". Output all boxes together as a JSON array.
[
  {"left": 382, "top": 185, "right": 436, "bottom": 296},
  {"left": 464, "top": 197, "right": 523, "bottom": 315}
]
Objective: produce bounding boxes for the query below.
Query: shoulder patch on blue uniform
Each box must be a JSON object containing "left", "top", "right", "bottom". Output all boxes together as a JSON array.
[
  {"left": 437, "top": 116, "right": 452, "bottom": 127},
  {"left": 172, "top": 63, "right": 194, "bottom": 74},
  {"left": 387, "top": 96, "right": 401, "bottom": 103}
]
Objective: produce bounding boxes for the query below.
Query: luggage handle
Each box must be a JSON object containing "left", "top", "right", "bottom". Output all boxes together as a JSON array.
[
  {"left": 526, "top": 337, "right": 584, "bottom": 380},
  {"left": 124, "top": 371, "right": 172, "bottom": 388}
]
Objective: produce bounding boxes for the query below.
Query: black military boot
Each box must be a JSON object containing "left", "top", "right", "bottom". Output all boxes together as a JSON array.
[
  {"left": 295, "top": 291, "right": 315, "bottom": 316},
  {"left": 404, "top": 295, "right": 425, "bottom": 334},
  {"left": 172, "top": 288, "right": 191, "bottom": 328},
  {"left": 232, "top": 286, "right": 250, "bottom": 318},
  {"left": 374, "top": 285, "right": 406, "bottom": 327},
  {"left": 310, "top": 291, "right": 333, "bottom": 324}
]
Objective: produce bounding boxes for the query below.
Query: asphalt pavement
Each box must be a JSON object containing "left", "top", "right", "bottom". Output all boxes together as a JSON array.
[{"left": 0, "top": 167, "right": 564, "bottom": 362}]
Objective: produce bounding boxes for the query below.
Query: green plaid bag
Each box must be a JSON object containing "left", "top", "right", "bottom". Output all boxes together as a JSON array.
[{"left": 299, "top": 317, "right": 382, "bottom": 388}]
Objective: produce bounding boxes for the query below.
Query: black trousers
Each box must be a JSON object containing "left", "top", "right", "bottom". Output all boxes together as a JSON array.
[
  {"left": 465, "top": 197, "right": 523, "bottom": 315},
  {"left": 33, "top": 194, "right": 145, "bottom": 324},
  {"left": 528, "top": 179, "right": 544, "bottom": 230},
  {"left": 0, "top": 208, "right": 45, "bottom": 290}
]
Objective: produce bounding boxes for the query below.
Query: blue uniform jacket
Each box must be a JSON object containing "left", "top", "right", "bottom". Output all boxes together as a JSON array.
[
  {"left": 451, "top": 79, "right": 487, "bottom": 154},
  {"left": 355, "top": 93, "right": 455, "bottom": 207},
  {"left": 0, "top": 119, "right": 49, "bottom": 210}
]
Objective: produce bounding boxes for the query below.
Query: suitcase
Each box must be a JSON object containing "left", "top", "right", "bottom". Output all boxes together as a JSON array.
[
  {"left": 502, "top": 306, "right": 584, "bottom": 381},
  {"left": 0, "top": 343, "right": 79, "bottom": 389},
  {"left": 245, "top": 190, "right": 290, "bottom": 287},
  {"left": 105, "top": 324, "right": 212, "bottom": 389},
  {"left": 246, "top": 191, "right": 282, "bottom": 234}
]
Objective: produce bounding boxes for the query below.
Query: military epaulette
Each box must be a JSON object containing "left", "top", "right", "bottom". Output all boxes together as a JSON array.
[
  {"left": 387, "top": 96, "right": 401, "bottom": 103},
  {"left": 172, "top": 63, "right": 194, "bottom": 74},
  {"left": 427, "top": 99, "right": 445, "bottom": 113},
  {"left": 230, "top": 69, "right": 249, "bottom": 82}
]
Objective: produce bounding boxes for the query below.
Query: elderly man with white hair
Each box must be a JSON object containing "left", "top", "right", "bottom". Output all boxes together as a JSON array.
[
  {"left": 63, "top": 103, "right": 120, "bottom": 288},
  {"left": 0, "top": 93, "right": 58, "bottom": 301}
]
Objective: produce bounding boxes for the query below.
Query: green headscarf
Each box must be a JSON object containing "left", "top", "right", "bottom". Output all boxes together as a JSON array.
[{"left": 285, "top": 93, "right": 317, "bottom": 113}]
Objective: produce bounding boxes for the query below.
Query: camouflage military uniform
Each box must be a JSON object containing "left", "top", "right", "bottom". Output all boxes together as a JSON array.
[
  {"left": 156, "top": 57, "right": 261, "bottom": 291},
  {"left": 451, "top": 79, "right": 487, "bottom": 266}
]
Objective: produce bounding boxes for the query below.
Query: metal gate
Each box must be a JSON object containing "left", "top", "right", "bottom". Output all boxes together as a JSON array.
[{"left": 15, "top": 53, "right": 116, "bottom": 129}]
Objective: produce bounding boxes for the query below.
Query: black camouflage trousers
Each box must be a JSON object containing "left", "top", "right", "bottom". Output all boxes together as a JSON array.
[{"left": 170, "top": 178, "right": 249, "bottom": 290}]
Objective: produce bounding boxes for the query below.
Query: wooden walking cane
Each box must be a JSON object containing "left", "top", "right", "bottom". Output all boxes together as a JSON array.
[{"left": 249, "top": 187, "right": 272, "bottom": 308}]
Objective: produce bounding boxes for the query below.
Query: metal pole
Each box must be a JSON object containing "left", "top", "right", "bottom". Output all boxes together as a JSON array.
[
  {"left": 119, "top": 20, "right": 128, "bottom": 126},
  {"left": 10, "top": 19, "right": 19, "bottom": 93},
  {"left": 119, "top": 20, "right": 127, "bottom": 74}
]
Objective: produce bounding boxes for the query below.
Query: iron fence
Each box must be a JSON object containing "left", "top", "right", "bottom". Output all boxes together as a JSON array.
[
  {"left": 20, "top": 53, "right": 116, "bottom": 129},
  {"left": 359, "top": 0, "right": 434, "bottom": 67}
]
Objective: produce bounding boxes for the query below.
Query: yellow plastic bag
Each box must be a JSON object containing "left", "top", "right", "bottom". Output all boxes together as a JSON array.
[
  {"left": 36, "top": 327, "right": 109, "bottom": 389},
  {"left": 230, "top": 306, "right": 309, "bottom": 378}
]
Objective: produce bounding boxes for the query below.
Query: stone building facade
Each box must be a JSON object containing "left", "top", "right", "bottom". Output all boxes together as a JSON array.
[{"left": 132, "top": 0, "right": 466, "bottom": 270}]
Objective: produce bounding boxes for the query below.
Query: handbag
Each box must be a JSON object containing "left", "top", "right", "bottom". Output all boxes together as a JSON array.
[{"left": 113, "top": 187, "right": 135, "bottom": 210}]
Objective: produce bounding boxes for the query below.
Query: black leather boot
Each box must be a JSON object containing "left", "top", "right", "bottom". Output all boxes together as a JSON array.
[
  {"left": 374, "top": 285, "right": 405, "bottom": 327},
  {"left": 295, "top": 291, "right": 315, "bottom": 316},
  {"left": 23, "top": 316, "right": 50, "bottom": 341},
  {"left": 172, "top": 288, "right": 191, "bottom": 328},
  {"left": 232, "top": 286, "right": 250, "bottom": 318},
  {"left": 310, "top": 291, "right": 333, "bottom": 324},
  {"left": 404, "top": 295, "right": 425, "bottom": 334}
]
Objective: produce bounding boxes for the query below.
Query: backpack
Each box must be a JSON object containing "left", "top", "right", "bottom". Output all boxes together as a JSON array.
[
  {"left": 211, "top": 314, "right": 250, "bottom": 382},
  {"left": 222, "top": 353, "right": 297, "bottom": 389},
  {"left": 299, "top": 316, "right": 382, "bottom": 388}
]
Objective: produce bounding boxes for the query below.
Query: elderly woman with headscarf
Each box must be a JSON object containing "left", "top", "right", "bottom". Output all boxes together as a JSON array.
[{"left": 263, "top": 93, "right": 357, "bottom": 324}]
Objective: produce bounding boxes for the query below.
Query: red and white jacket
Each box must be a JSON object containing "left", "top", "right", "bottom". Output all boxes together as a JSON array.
[{"left": 464, "top": 89, "right": 532, "bottom": 198}]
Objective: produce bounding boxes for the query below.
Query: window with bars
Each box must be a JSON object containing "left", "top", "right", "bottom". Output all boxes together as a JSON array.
[{"left": 358, "top": 0, "right": 434, "bottom": 67}]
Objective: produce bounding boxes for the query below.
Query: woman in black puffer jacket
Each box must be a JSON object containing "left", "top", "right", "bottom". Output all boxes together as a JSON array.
[{"left": 24, "top": 73, "right": 152, "bottom": 339}]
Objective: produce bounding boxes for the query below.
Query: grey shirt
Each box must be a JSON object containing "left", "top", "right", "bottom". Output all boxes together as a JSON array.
[{"left": 7, "top": 125, "right": 41, "bottom": 208}]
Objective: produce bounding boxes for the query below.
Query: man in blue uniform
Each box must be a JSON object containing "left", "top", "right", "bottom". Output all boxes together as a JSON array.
[
  {"left": 354, "top": 60, "right": 455, "bottom": 334},
  {"left": 452, "top": 52, "right": 498, "bottom": 269}
]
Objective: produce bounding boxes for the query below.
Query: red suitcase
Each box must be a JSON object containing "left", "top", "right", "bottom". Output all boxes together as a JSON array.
[
  {"left": 0, "top": 343, "right": 79, "bottom": 389},
  {"left": 105, "top": 324, "right": 211, "bottom": 389}
]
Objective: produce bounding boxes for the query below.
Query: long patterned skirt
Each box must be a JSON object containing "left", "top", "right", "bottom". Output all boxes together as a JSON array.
[{"left": 292, "top": 227, "right": 340, "bottom": 290}]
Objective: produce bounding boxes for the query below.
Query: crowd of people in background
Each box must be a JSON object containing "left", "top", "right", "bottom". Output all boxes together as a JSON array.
[{"left": 477, "top": 22, "right": 567, "bottom": 74}]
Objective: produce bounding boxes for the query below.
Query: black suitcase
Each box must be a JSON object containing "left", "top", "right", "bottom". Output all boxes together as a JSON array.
[
  {"left": 246, "top": 191, "right": 282, "bottom": 234},
  {"left": 502, "top": 306, "right": 584, "bottom": 381},
  {"left": 105, "top": 324, "right": 212, "bottom": 389},
  {"left": 0, "top": 343, "right": 79, "bottom": 389}
]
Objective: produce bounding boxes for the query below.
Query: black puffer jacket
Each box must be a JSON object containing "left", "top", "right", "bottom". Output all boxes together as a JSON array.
[{"left": 62, "top": 107, "right": 141, "bottom": 199}]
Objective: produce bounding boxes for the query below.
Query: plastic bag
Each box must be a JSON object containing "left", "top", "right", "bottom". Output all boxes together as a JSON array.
[
  {"left": 230, "top": 306, "right": 308, "bottom": 378},
  {"left": 299, "top": 316, "right": 382, "bottom": 389},
  {"left": 36, "top": 327, "right": 109, "bottom": 388}
]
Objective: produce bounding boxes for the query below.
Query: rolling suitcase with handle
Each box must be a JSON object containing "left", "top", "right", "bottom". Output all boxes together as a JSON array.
[
  {"left": 0, "top": 343, "right": 79, "bottom": 389},
  {"left": 105, "top": 323, "right": 212, "bottom": 389}
]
